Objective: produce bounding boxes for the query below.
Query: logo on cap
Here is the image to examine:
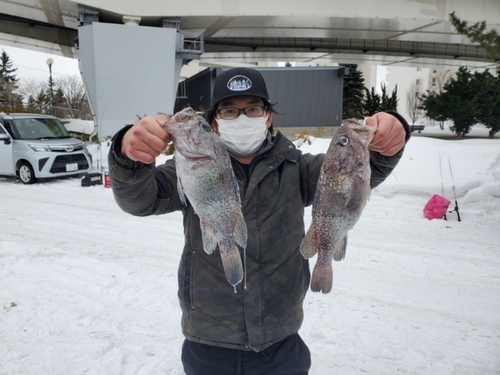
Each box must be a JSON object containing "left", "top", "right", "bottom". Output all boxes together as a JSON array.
[{"left": 227, "top": 75, "right": 252, "bottom": 91}]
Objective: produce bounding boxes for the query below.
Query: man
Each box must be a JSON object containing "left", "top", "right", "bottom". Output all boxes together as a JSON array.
[{"left": 108, "top": 67, "right": 410, "bottom": 375}]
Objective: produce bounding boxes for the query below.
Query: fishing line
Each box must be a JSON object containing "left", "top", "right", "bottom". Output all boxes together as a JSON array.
[
  {"left": 448, "top": 158, "right": 461, "bottom": 222},
  {"left": 439, "top": 153, "right": 447, "bottom": 220},
  {"left": 244, "top": 247, "right": 247, "bottom": 290}
]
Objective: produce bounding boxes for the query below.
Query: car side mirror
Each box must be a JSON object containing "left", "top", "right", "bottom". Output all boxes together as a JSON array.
[{"left": 0, "top": 133, "right": 11, "bottom": 145}]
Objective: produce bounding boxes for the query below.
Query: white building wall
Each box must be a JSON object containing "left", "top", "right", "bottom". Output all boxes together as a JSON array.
[
  {"left": 358, "top": 65, "right": 378, "bottom": 93},
  {"left": 386, "top": 66, "right": 429, "bottom": 122}
]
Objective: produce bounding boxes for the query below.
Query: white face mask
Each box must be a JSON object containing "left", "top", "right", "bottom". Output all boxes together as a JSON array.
[{"left": 216, "top": 115, "right": 268, "bottom": 157}]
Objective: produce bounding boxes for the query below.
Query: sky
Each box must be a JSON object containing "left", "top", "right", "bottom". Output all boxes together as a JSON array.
[
  {"left": 1, "top": 124, "right": 499, "bottom": 374},
  {"left": 0, "top": 44, "right": 80, "bottom": 81}
]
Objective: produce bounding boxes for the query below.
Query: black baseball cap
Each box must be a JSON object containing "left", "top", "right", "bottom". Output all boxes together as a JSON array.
[{"left": 212, "top": 67, "right": 270, "bottom": 106}]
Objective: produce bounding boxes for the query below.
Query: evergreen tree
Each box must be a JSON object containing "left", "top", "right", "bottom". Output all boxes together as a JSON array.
[
  {"left": 53, "top": 88, "right": 66, "bottom": 117},
  {"left": 450, "top": 12, "right": 500, "bottom": 63},
  {"left": 380, "top": 83, "right": 398, "bottom": 112},
  {"left": 420, "top": 91, "right": 448, "bottom": 124},
  {"left": 362, "top": 87, "right": 381, "bottom": 116},
  {"left": 45, "top": 74, "right": 56, "bottom": 116},
  {"left": 34, "top": 90, "right": 50, "bottom": 114},
  {"left": 26, "top": 95, "right": 37, "bottom": 113},
  {"left": 341, "top": 64, "right": 365, "bottom": 120},
  {"left": 473, "top": 69, "right": 500, "bottom": 137},
  {"left": 362, "top": 83, "right": 398, "bottom": 116},
  {"left": 0, "top": 50, "right": 18, "bottom": 84},
  {"left": 421, "top": 66, "right": 500, "bottom": 137},
  {"left": 444, "top": 67, "right": 480, "bottom": 136},
  {"left": 0, "top": 50, "right": 21, "bottom": 111}
]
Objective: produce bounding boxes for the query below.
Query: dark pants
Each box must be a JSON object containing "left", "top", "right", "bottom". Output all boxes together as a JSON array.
[{"left": 182, "top": 334, "right": 311, "bottom": 375}]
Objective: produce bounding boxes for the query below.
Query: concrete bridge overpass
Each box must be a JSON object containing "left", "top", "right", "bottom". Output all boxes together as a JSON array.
[{"left": 1, "top": 0, "right": 499, "bottom": 69}]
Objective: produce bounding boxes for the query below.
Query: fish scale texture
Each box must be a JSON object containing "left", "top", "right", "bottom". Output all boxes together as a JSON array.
[
  {"left": 108, "top": 111, "right": 409, "bottom": 351},
  {"left": 301, "top": 120, "right": 375, "bottom": 293}
]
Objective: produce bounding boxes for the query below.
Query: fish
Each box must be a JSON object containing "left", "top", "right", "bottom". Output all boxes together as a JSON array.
[
  {"left": 300, "top": 119, "right": 376, "bottom": 293},
  {"left": 160, "top": 107, "right": 247, "bottom": 291}
]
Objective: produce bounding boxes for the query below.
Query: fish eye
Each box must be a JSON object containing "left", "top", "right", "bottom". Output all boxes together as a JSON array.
[
  {"left": 200, "top": 123, "right": 212, "bottom": 132},
  {"left": 338, "top": 136, "right": 349, "bottom": 146}
]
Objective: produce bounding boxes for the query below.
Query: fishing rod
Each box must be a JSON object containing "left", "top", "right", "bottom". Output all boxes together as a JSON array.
[
  {"left": 439, "top": 154, "right": 447, "bottom": 220},
  {"left": 448, "top": 158, "right": 461, "bottom": 222}
]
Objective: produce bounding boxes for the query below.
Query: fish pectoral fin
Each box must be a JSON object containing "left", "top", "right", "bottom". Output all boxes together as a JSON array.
[
  {"left": 333, "top": 235, "right": 347, "bottom": 261},
  {"left": 200, "top": 220, "right": 218, "bottom": 255},
  {"left": 345, "top": 177, "right": 370, "bottom": 214}
]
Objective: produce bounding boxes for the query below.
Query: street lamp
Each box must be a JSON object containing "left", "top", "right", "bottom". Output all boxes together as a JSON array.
[{"left": 46, "top": 58, "right": 55, "bottom": 116}]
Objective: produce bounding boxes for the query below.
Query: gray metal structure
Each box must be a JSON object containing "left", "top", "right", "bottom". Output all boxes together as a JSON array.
[
  {"left": 77, "top": 23, "right": 184, "bottom": 140},
  {"left": 175, "top": 67, "right": 347, "bottom": 129}
]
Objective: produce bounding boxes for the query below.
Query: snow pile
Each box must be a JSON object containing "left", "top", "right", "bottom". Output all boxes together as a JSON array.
[
  {"left": 1, "top": 128, "right": 499, "bottom": 374},
  {"left": 61, "top": 118, "right": 95, "bottom": 135}
]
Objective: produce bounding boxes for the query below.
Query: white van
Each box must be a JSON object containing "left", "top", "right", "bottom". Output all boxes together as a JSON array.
[{"left": 0, "top": 113, "right": 93, "bottom": 184}]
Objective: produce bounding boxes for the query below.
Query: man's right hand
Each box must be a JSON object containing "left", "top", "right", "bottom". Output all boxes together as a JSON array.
[{"left": 121, "top": 114, "right": 172, "bottom": 164}]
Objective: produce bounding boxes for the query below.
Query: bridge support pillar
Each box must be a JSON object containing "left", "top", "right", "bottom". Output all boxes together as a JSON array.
[{"left": 77, "top": 23, "right": 183, "bottom": 140}]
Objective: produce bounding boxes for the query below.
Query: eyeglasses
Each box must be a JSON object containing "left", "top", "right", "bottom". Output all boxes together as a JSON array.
[{"left": 216, "top": 105, "right": 267, "bottom": 120}]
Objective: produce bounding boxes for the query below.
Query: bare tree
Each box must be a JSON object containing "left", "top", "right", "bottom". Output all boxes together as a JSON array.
[
  {"left": 428, "top": 68, "right": 454, "bottom": 94},
  {"left": 427, "top": 68, "right": 455, "bottom": 128},
  {"left": 18, "top": 77, "right": 47, "bottom": 104},
  {"left": 406, "top": 80, "right": 424, "bottom": 125},
  {"left": 18, "top": 75, "right": 92, "bottom": 119},
  {"left": 0, "top": 81, "right": 24, "bottom": 112},
  {"left": 54, "top": 75, "right": 92, "bottom": 119}
]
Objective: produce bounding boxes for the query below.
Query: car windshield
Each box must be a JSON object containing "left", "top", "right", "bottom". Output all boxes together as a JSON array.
[{"left": 11, "top": 118, "right": 72, "bottom": 140}]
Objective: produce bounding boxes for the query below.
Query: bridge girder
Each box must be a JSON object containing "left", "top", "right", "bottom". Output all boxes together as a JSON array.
[{"left": 0, "top": 0, "right": 498, "bottom": 69}]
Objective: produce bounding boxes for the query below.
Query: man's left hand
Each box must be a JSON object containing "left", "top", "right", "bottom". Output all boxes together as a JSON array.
[{"left": 365, "top": 112, "right": 406, "bottom": 156}]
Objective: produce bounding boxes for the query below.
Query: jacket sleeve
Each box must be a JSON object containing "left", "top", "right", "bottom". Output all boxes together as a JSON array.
[
  {"left": 369, "top": 111, "right": 411, "bottom": 188},
  {"left": 298, "top": 152, "right": 325, "bottom": 207},
  {"left": 107, "top": 126, "right": 185, "bottom": 216}
]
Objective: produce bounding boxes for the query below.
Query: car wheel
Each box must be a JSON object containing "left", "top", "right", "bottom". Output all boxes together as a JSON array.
[{"left": 18, "top": 162, "right": 37, "bottom": 184}]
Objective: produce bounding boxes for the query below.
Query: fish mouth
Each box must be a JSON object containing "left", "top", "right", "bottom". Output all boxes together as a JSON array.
[
  {"left": 185, "top": 154, "right": 212, "bottom": 161},
  {"left": 172, "top": 139, "right": 215, "bottom": 160}
]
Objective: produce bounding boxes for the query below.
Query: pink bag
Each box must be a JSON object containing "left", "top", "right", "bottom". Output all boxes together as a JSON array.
[{"left": 423, "top": 194, "right": 451, "bottom": 220}]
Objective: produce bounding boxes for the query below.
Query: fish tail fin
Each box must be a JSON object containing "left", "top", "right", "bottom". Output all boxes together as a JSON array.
[
  {"left": 219, "top": 239, "right": 244, "bottom": 287},
  {"left": 333, "top": 235, "right": 348, "bottom": 261},
  {"left": 300, "top": 226, "right": 318, "bottom": 259},
  {"left": 233, "top": 213, "right": 247, "bottom": 249},
  {"left": 310, "top": 263, "right": 333, "bottom": 294}
]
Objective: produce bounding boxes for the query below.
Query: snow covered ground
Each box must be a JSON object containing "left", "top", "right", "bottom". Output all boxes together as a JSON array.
[{"left": 1, "top": 125, "right": 499, "bottom": 374}]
